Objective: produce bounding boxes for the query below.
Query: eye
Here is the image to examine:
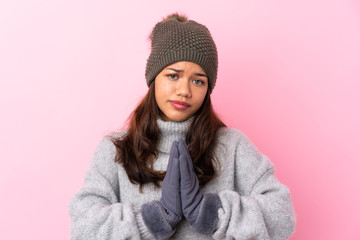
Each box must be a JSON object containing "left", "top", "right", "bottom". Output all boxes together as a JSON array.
[
  {"left": 192, "top": 79, "right": 205, "bottom": 85},
  {"left": 167, "top": 74, "right": 179, "bottom": 80}
]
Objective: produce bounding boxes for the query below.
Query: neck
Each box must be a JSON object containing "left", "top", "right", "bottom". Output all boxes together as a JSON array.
[{"left": 157, "top": 116, "right": 194, "bottom": 153}]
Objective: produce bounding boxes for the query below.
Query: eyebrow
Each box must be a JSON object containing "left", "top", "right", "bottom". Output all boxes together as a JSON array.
[{"left": 166, "top": 68, "right": 208, "bottom": 78}]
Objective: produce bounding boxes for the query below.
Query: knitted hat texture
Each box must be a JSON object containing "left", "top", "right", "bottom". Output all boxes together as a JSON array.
[{"left": 145, "top": 19, "right": 218, "bottom": 93}]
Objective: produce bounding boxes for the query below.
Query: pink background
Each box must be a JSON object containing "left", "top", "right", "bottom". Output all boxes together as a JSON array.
[{"left": 1, "top": 0, "right": 359, "bottom": 239}]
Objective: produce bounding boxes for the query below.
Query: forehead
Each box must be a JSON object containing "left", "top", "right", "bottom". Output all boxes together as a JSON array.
[{"left": 165, "top": 61, "right": 205, "bottom": 73}]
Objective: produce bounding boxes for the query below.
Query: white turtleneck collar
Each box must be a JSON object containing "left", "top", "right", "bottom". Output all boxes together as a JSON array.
[{"left": 156, "top": 116, "right": 194, "bottom": 154}]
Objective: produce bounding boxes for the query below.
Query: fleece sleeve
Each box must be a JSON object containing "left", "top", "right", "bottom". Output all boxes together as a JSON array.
[
  {"left": 68, "top": 137, "right": 153, "bottom": 240},
  {"left": 212, "top": 132, "right": 296, "bottom": 240}
]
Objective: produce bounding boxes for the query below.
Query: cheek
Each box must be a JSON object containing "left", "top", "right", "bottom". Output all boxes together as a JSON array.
[
  {"left": 155, "top": 84, "right": 165, "bottom": 103},
  {"left": 194, "top": 89, "right": 207, "bottom": 106},
  {"left": 155, "top": 81, "right": 172, "bottom": 108},
  {"left": 155, "top": 81, "right": 174, "bottom": 101}
]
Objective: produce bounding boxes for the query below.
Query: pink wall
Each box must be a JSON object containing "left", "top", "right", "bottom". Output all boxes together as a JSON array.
[{"left": 1, "top": 0, "right": 359, "bottom": 239}]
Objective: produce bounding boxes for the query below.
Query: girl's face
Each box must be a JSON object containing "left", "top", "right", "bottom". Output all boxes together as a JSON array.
[{"left": 155, "top": 61, "right": 208, "bottom": 122}]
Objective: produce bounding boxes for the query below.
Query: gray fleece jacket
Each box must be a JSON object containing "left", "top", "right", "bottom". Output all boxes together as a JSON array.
[{"left": 68, "top": 117, "right": 296, "bottom": 239}]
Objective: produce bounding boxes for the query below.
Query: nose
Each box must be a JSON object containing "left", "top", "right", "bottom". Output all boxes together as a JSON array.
[{"left": 175, "top": 78, "right": 191, "bottom": 98}]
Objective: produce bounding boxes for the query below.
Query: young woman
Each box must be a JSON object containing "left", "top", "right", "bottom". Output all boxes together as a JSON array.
[{"left": 68, "top": 13, "right": 296, "bottom": 240}]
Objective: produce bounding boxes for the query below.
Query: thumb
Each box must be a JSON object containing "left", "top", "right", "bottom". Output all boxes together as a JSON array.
[
  {"left": 178, "top": 139, "right": 194, "bottom": 171},
  {"left": 179, "top": 153, "right": 192, "bottom": 187},
  {"left": 169, "top": 155, "right": 180, "bottom": 185}
]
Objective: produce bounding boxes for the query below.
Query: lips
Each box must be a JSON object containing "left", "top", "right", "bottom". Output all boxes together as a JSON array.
[{"left": 170, "top": 100, "right": 190, "bottom": 110}]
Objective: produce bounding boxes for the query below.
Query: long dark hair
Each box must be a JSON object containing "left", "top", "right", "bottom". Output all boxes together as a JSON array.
[{"left": 108, "top": 82, "right": 226, "bottom": 190}]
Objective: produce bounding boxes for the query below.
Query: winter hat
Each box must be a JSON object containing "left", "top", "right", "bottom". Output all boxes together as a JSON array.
[{"left": 145, "top": 14, "right": 218, "bottom": 93}]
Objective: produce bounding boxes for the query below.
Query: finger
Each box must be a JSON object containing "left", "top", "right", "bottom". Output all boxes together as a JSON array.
[
  {"left": 179, "top": 154, "right": 200, "bottom": 212},
  {"left": 177, "top": 139, "right": 193, "bottom": 171},
  {"left": 169, "top": 156, "right": 180, "bottom": 185},
  {"left": 169, "top": 141, "right": 179, "bottom": 163},
  {"left": 167, "top": 140, "right": 179, "bottom": 173},
  {"left": 179, "top": 154, "right": 192, "bottom": 186}
]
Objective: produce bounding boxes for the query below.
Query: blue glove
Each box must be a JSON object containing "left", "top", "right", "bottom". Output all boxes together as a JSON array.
[
  {"left": 141, "top": 140, "right": 182, "bottom": 239},
  {"left": 178, "top": 138, "right": 222, "bottom": 235}
]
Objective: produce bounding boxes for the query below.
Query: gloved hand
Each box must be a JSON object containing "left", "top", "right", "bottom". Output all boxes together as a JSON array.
[
  {"left": 141, "top": 140, "right": 183, "bottom": 239},
  {"left": 178, "top": 138, "right": 222, "bottom": 235},
  {"left": 160, "top": 140, "right": 183, "bottom": 226}
]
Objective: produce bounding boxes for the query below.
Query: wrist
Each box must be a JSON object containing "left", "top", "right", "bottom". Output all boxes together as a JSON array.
[
  {"left": 141, "top": 200, "right": 176, "bottom": 239},
  {"left": 159, "top": 198, "right": 182, "bottom": 227},
  {"left": 191, "top": 193, "right": 222, "bottom": 235}
]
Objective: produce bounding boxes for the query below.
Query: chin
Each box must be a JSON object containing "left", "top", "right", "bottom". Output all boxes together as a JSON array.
[
  {"left": 163, "top": 113, "right": 191, "bottom": 122},
  {"left": 170, "top": 116, "right": 188, "bottom": 122}
]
